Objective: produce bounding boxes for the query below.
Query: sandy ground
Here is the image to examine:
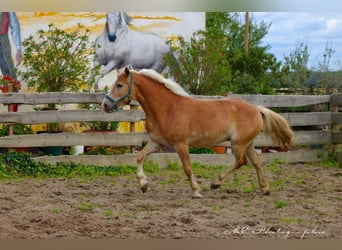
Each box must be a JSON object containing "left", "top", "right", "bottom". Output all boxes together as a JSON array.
[{"left": 0, "top": 163, "right": 341, "bottom": 239}]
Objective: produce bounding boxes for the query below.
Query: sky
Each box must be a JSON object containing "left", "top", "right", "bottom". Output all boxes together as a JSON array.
[{"left": 252, "top": 12, "right": 342, "bottom": 71}]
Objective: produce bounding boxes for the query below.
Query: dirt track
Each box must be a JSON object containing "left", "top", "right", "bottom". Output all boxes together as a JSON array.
[{"left": 0, "top": 163, "right": 341, "bottom": 239}]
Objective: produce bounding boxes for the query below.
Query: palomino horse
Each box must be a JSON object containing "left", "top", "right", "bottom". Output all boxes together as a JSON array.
[
  {"left": 102, "top": 67, "right": 294, "bottom": 198},
  {"left": 93, "top": 12, "right": 170, "bottom": 89}
]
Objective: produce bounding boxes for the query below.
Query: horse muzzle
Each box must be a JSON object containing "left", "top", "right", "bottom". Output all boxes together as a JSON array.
[
  {"left": 108, "top": 33, "right": 117, "bottom": 42},
  {"left": 102, "top": 103, "right": 115, "bottom": 113},
  {"left": 102, "top": 97, "right": 116, "bottom": 113}
]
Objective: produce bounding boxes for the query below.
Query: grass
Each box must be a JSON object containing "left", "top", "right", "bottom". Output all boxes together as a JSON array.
[
  {"left": 267, "top": 159, "right": 284, "bottom": 174},
  {"left": 242, "top": 182, "right": 258, "bottom": 193},
  {"left": 0, "top": 152, "right": 340, "bottom": 204},
  {"left": 77, "top": 202, "right": 93, "bottom": 212},
  {"left": 270, "top": 179, "right": 285, "bottom": 191},
  {"left": 104, "top": 209, "right": 113, "bottom": 217},
  {"left": 275, "top": 201, "right": 288, "bottom": 209},
  {"left": 211, "top": 204, "right": 220, "bottom": 211},
  {"left": 157, "top": 177, "right": 176, "bottom": 186},
  {"left": 278, "top": 216, "right": 305, "bottom": 224},
  {"left": 51, "top": 208, "right": 61, "bottom": 214},
  {"left": 1, "top": 151, "right": 340, "bottom": 181},
  {"left": 147, "top": 204, "right": 158, "bottom": 212}
]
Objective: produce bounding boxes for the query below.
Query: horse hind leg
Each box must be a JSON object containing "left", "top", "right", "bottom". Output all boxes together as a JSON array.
[
  {"left": 136, "top": 140, "right": 161, "bottom": 193},
  {"left": 211, "top": 144, "right": 248, "bottom": 189},
  {"left": 246, "top": 143, "right": 270, "bottom": 195}
]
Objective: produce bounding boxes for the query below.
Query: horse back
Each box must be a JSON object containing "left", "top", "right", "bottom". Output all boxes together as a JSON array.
[{"left": 150, "top": 96, "right": 264, "bottom": 147}]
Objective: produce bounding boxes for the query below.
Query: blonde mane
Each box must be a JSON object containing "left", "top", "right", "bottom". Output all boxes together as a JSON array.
[{"left": 138, "top": 69, "right": 191, "bottom": 97}]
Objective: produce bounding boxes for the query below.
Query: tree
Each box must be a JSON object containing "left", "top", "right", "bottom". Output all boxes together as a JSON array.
[
  {"left": 222, "top": 13, "right": 282, "bottom": 94},
  {"left": 282, "top": 41, "right": 311, "bottom": 94},
  {"left": 165, "top": 30, "right": 231, "bottom": 95},
  {"left": 165, "top": 12, "right": 282, "bottom": 95},
  {"left": 314, "top": 41, "right": 341, "bottom": 94},
  {"left": 164, "top": 13, "right": 232, "bottom": 95}
]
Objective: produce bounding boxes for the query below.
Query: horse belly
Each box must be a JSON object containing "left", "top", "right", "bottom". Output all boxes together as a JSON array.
[{"left": 188, "top": 126, "right": 233, "bottom": 147}]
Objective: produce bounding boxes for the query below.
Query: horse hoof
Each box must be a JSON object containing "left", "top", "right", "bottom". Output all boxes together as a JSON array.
[
  {"left": 262, "top": 189, "right": 270, "bottom": 195},
  {"left": 141, "top": 183, "right": 149, "bottom": 193},
  {"left": 210, "top": 183, "right": 221, "bottom": 189},
  {"left": 192, "top": 192, "right": 203, "bottom": 199}
]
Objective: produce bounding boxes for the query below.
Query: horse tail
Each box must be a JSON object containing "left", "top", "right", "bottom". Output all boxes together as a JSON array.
[{"left": 257, "top": 106, "right": 294, "bottom": 149}]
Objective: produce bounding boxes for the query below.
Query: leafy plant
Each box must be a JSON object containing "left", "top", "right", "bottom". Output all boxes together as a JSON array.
[
  {"left": 84, "top": 146, "right": 126, "bottom": 155},
  {"left": 80, "top": 102, "right": 118, "bottom": 131},
  {"left": 0, "top": 75, "right": 21, "bottom": 92},
  {"left": 0, "top": 124, "right": 34, "bottom": 137},
  {"left": 189, "top": 147, "right": 214, "bottom": 154},
  {"left": 21, "top": 23, "right": 98, "bottom": 133},
  {"left": 165, "top": 30, "right": 230, "bottom": 95},
  {"left": 21, "top": 23, "right": 97, "bottom": 93}
]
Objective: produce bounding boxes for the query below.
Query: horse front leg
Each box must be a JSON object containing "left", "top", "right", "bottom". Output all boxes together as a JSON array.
[
  {"left": 174, "top": 143, "right": 202, "bottom": 198},
  {"left": 136, "top": 139, "right": 161, "bottom": 193}
]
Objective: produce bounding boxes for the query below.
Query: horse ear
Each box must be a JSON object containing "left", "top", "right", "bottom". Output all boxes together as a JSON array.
[{"left": 124, "top": 67, "right": 130, "bottom": 76}]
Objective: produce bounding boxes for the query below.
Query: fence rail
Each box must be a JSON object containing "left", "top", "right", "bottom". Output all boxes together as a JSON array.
[{"left": 0, "top": 92, "right": 341, "bottom": 166}]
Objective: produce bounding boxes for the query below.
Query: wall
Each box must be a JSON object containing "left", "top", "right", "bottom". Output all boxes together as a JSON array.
[
  {"left": 14, "top": 12, "right": 205, "bottom": 89},
  {"left": 1, "top": 12, "right": 205, "bottom": 131}
]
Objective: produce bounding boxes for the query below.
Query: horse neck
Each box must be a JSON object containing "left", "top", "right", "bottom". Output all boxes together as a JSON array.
[{"left": 134, "top": 74, "right": 181, "bottom": 119}]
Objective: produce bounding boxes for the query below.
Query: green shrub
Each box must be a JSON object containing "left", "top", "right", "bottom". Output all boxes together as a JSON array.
[
  {"left": 0, "top": 152, "right": 137, "bottom": 178},
  {"left": 21, "top": 23, "right": 98, "bottom": 93}
]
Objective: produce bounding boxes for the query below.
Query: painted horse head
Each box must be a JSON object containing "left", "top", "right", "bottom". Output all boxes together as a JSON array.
[{"left": 106, "top": 12, "right": 132, "bottom": 42}]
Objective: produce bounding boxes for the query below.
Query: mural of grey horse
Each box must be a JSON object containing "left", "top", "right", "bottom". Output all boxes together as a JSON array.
[{"left": 92, "top": 12, "right": 171, "bottom": 89}]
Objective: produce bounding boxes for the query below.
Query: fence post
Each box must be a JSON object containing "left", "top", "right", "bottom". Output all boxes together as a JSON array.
[
  {"left": 7, "top": 83, "right": 13, "bottom": 136},
  {"left": 129, "top": 104, "right": 136, "bottom": 153},
  {"left": 332, "top": 89, "right": 340, "bottom": 151}
]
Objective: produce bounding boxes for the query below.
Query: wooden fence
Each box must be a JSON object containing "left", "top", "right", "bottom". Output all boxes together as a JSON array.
[{"left": 0, "top": 92, "right": 341, "bottom": 168}]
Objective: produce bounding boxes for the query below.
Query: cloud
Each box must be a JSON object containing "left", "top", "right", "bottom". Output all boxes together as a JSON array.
[{"left": 252, "top": 12, "right": 342, "bottom": 69}]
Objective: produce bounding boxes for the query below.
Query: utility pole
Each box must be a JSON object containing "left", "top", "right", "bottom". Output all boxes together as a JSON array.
[{"left": 245, "top": 12, "right": 249, "bottom": 54}]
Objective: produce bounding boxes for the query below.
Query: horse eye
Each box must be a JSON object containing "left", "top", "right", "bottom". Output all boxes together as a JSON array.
[{"left": 116, "top": 83, "right": 123, "bottom": 88}]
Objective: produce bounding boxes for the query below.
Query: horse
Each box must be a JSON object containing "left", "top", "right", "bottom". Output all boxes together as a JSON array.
[
  {"left": 102, "top": 67, "right": 294, "bottom": 198},
  {"left": 92, "top": 12, "right": 171, "bottom": 90}
]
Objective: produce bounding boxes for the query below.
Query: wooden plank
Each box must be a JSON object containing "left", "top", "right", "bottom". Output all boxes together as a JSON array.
[
  {"left": 219, "top": 130, "right": 332, "bottom": 147},
  {"left": 0, "top": 130, "right": 332, "bottom": 148},
  {"left": 0, "top": 109, "right": 145, "bottom": 124},
  {"left": 281, "top": 112, "right": 332, "bottom": 126},
  {"left": 0, "top": 93, "right": 332, "bottom": 107},
  {"left": 195, "top": 94, "right": 331, "bottom": 107},
  {"left": 291, "top": 131, "right": 332, "bottom": 145},
  {"left": 0, "top": 109, "right": 330, "bottom": 127},
  {"left": 34, "top": 150, "right": 325, "bottom": 168},
  {"left": 0, "top": 132, "right": 148, "bottom": 147},
  {"left": 0, "top": 92, "right": 105, "bottom": 105}
]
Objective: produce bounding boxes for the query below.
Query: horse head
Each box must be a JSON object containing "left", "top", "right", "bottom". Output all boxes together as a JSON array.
[
  {"left": 106, "top": 12, "right": 132, "bottom": 42},
  {"left": 102, "top": 67, "right": 133, "bottom": 112}
]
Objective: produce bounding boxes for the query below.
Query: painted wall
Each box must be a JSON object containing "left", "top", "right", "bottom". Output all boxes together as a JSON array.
[
  {"left": 4, "top": 12, "right": 205, "bottom": 132},
  {"left": 15, "top": 12, "right": 205, "bottom": 89}
]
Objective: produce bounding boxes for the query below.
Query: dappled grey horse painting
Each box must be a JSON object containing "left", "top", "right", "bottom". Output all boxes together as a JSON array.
[{"left": 93, "top": 12, "right": 170, "bottom": 89}]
